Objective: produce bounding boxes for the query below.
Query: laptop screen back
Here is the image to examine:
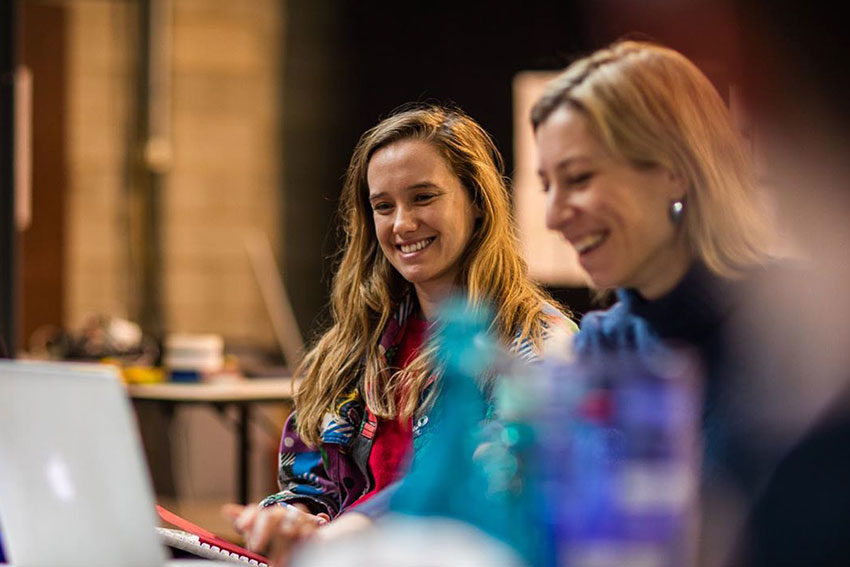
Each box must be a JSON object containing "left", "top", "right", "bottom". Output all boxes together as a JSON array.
[{"left": 0, "top": 360, "right": 168, "bottom": 566}]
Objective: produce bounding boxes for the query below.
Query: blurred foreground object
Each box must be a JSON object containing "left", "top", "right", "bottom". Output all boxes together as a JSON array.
[
  {"left": 535, "top": 351, "right": 701, "bottom": 567},
  {"left": 388, "top": 298, "right": 543, "bottom": 564},
  {"left": 293, "top": 516, "right": 523, "bottom": 567},
  {"left": 720, "top": 2, "right": 850, "bottom": 565},
  {"left": 372, "top": 298, "right": 700, "bottom": 567}
]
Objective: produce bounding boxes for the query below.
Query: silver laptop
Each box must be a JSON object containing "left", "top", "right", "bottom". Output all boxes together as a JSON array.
[{"left": 0, "top": 360, "right": 220, "bottom": 566}]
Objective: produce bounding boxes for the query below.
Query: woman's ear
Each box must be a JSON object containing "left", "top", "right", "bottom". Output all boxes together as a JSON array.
[
  {"left": 666, "top": 167, "right": 688, "bottom": 200},
  {"left": 471, "top": 195, "right": 485, "bottom": 220}
]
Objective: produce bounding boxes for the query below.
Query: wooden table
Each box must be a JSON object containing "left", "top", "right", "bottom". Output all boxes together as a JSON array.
[{"left": 127, "top": 378, "right": 295, "bottom": 504}]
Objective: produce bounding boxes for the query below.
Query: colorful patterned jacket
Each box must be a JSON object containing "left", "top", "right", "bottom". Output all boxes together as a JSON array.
[{"left": 259, "top": 294, "right": 574, "bottom": 518}]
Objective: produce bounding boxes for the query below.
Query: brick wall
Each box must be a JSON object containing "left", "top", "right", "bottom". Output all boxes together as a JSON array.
[
  {"left": 65, "top": 0, "right": 283, "bottom": 352},
  {"left": 65, "top": 1, "right": 136, "bottom": 329}
]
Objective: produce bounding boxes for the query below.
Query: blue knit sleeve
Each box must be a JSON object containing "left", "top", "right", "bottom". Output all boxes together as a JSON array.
[{"left": 573, "top": 301, "right": 660, "bottom": 357}]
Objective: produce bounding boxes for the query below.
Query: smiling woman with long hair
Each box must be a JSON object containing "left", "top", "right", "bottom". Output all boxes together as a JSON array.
[{"left": 225, "top": 104, "right": 574, "bottom": 563}]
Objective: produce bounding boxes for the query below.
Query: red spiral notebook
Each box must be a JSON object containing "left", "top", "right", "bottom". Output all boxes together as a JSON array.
[{"left": 156, "top": 504, "right": 271, "bottom": 566}]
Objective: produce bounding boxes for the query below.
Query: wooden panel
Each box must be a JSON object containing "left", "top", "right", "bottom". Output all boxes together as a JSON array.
[{"left": 19, "top": 1, "right": 66, "bottom": 350}]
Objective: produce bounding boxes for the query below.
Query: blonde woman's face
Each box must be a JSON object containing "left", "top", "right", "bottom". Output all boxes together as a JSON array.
[
  {"left": 367, "top": 138, "right": 477, "bottom": 301},
  {"left": 535, "top": 104, "right": 690, "bottom": 299}
]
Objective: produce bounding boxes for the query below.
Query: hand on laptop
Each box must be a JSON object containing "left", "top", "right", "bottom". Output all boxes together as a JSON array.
[{"left": 222, "top": 502, "right": 329, "bottom": 566}]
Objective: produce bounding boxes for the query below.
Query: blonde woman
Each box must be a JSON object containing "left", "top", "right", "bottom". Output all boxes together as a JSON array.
[
  {"left": 226, "top": 104, "right": 574, "bottom": 563},
  {"left": 532, "top": 40, "right": 781, "bottom": 560}
]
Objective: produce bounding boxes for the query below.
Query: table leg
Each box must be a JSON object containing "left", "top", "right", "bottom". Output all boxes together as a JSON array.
[
  {"left": 238, "top": 403, "right": 251, "bottom": 504},
  {"left": 132, "top": 399, "right": 178, "bottom": 499}
]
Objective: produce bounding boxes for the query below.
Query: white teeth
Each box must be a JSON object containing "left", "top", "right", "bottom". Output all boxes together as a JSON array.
[
  {"left": 400, "top": 238, "right": 434, "bottom": 254},
  {"left": 573, "top": 233, "right": 606, "bottom": 254}
]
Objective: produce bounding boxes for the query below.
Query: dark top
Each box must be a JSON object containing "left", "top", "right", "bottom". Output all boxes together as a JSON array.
[{"left": 573, "top": 262, "right": 764, "bottom": 493}]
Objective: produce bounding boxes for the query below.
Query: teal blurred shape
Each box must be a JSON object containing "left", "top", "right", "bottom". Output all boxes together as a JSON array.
[{"left": 390, "top": 295, "right": 548, "bottom": 567}]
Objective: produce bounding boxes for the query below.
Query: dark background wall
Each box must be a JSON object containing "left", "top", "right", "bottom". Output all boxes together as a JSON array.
[{"left": 341, "top": 1, "right": 590, "bottom": 172}]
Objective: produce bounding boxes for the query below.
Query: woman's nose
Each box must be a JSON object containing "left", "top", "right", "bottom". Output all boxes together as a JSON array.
[
  {"left": 544, "top": 188, "right": 577, "bottom": 231},
  {"left": 393, "top": 206, "right": 418, "bottom": 234}
]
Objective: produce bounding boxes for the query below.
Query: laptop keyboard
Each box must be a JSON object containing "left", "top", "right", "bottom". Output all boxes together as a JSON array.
[{"left": 157, "top": 527, "right": 269, "bottom": 566}]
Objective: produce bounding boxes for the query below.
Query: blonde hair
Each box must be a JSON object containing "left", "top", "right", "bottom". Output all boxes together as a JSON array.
[
  {"left": 295, "top": 104, "right": 563, "bottom": 445},
  {"left": 531, "top": 40, "right": 774, "bottom": 278}
]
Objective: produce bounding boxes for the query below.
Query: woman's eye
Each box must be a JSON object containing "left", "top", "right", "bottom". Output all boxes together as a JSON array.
[
  {"left": 414, "top": 193, "right": 436, "bottom": 203},
  {"left": 372, "top": 202, "right": 392, "bottom": 213},
  {"left": 539, "top": 179, "right": 551, "bottom": 194},
  {"left": 568, "top": 172, "right": 594, "bottom": 186}
]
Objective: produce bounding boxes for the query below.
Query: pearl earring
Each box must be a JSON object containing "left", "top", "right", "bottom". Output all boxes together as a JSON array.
[{"left": 669, "top": 198, "right": 686, "bottom": 224}]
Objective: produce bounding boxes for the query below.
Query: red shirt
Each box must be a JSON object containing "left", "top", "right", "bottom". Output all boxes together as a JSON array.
[{"left": 352, "top": 315, "right": 428, "bottom": 506}]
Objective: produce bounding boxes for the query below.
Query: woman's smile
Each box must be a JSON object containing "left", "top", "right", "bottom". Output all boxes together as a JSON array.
[
  {"left": 398, "top": 237, "right": 436, "bottom": 255},
  {"left": 571, "top": 231, "right": 608, "bottom": 256}
]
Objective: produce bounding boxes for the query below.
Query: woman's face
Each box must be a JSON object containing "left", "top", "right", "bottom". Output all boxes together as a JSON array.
[
  {"left": 367, "top": 138, "right": 478, "bottom": 300},
  {"left": 535, "top": 104, "right": 690, "bottom": 299}
]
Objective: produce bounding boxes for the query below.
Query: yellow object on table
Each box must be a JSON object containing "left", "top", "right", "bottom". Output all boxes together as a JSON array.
[
  {"left": 99, "top": 357, "right": 165, "bottom": 384},
  {"left": 123, "top": 365, "right": 165, "bottom": 384}
]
